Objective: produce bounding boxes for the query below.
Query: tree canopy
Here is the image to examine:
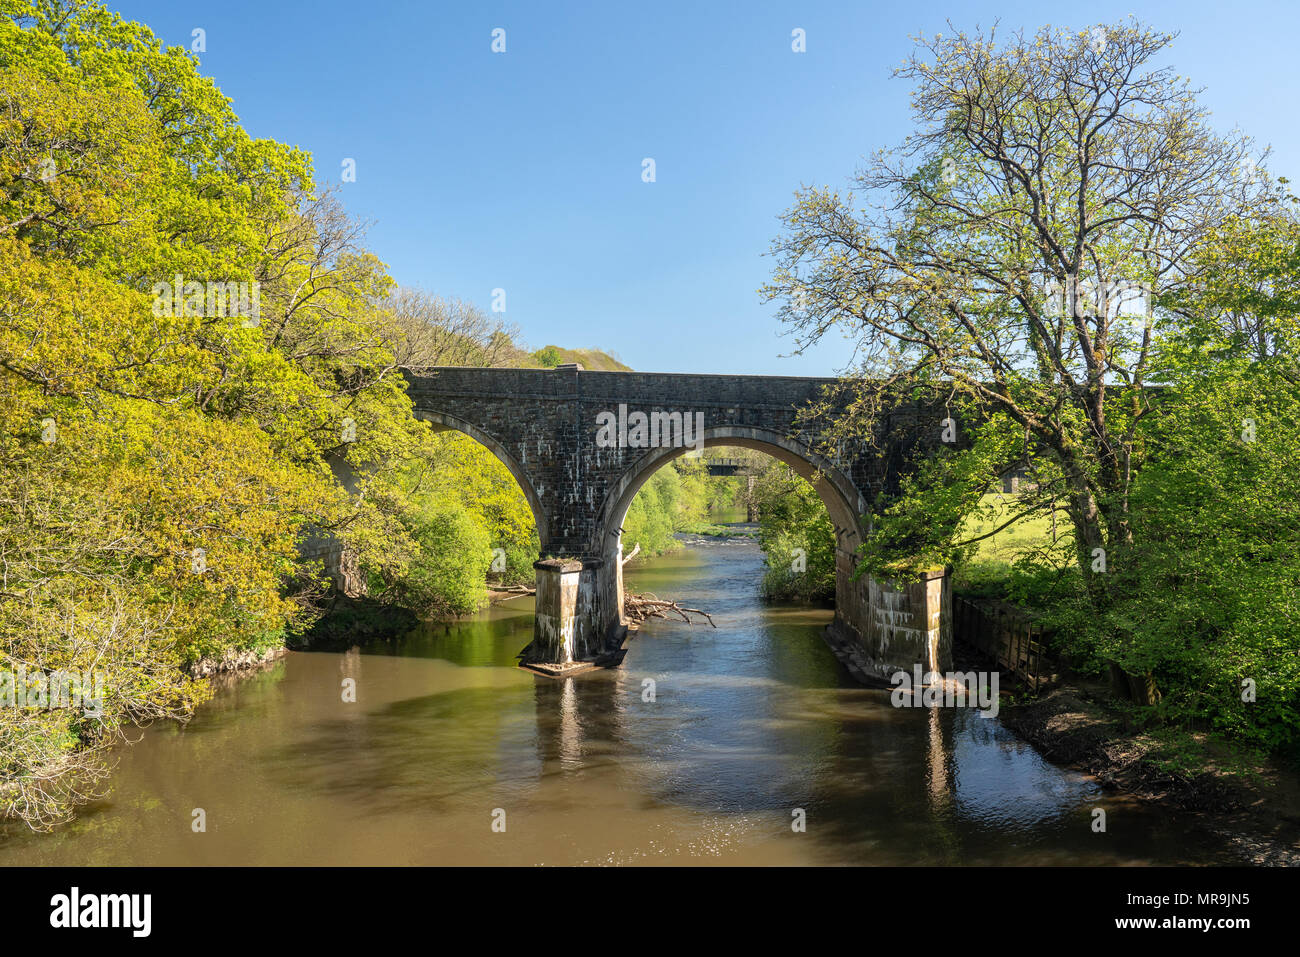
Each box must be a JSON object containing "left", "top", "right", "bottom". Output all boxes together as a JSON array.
[{"left": 764, "top": 19, "right": 1300, "bottom": 738}]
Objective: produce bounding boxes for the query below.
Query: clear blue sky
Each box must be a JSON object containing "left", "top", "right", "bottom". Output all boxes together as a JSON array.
[{"left": 116, "top": 0, "right": 1300, "bottom": 375}]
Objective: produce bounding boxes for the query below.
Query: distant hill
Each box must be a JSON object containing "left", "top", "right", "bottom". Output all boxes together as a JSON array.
[{"left": 525, "top": 345, "right": 631, "bottom": 372}]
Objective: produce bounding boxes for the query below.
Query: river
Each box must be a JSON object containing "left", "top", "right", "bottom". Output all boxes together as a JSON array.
[{"left": 0, "top": 527, "right": 1239, "bottom": 865}]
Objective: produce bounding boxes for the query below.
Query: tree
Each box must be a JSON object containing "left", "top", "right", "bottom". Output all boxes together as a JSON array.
[
  {"left": 386, "top": 287, "right": 519, "bottom": 369},
  {"left": 762, "top": 20, "right": 1278, "bottom": 702},
  {"left": 532, "top": 345, "right": 563, "bottom": 368},
  {"left": 1115, "top": 210, "right": 1300, "bottom": 748},
  {"left": 752, "top": 468, "right": 835, "bottom": 602},
  {"left": 391, "top": 504, "right": 492, "bottom": 618},
  {"left": 0, "top": 0, "right": 435, "bottom": 824}
]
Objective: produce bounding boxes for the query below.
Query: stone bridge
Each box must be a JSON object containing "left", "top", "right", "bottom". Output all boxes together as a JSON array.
[{"left": 403, "top": 366, "right": 952, "bottom": 683}]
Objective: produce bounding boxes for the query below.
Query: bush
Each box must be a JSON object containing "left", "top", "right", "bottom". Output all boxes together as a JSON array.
[
  {"left": 397, "top": 506, "right": 492, "bottom": 617},
  {"left": 623, "top": 465, "right": 689, "bottom": 557},
  {"left": 753, "top": 471, "right": 835, "bottom": 602}
]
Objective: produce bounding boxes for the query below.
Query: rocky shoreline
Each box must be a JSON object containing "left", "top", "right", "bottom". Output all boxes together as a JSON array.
[
  {"left": 999, "top": 684, "right": 1300, "bottom": 865},
  {"left": 187, "top": 644, "right": 288, "bottom": 678}
]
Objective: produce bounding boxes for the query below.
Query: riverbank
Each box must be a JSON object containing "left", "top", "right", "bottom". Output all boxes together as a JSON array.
[
  {"left": 678, "top": 522, "right": 758, "bottom": 538},
  {"left": 288, "top": 595, "right": 419, "bottom": 650},
  {"left": 999, "top": 683, "right": 1300, "bottom": 864}
]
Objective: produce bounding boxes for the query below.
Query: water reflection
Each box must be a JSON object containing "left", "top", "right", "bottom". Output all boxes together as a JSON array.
[
  {"left": 927, "top": 705, "right": 952, "bottom": 815},
  {"left": 0, "top": 533, "right": 1240, "bottom": 865}
]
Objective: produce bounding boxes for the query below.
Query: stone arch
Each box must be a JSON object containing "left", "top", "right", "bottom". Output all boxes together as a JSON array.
[
  {"left": 594, "top": 425, "right": 867, "bottom": 619},
  {"left": 402, "top": 367, "right": 950, "bottom": 679},
  {"left": 412, "top": 409, "right": 549, "bottom": 545}
]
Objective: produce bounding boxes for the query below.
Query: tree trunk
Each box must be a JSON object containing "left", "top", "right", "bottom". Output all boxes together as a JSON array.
[
  {"left": 1066, "top": 484, "right": 1110, "bottom": 607},
  {"left": 1060, "top": 461, "right": 1160, "bottom": 708},
  {"left": 1107, "top": 662, "right": 1160, "bottom": 706},
  {"left": 1126, "top": 670, "right": 1161, "bottom": 707}
]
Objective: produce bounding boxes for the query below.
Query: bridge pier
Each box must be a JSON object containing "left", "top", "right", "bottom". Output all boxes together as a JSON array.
[
  {"left": 828, "top": 559, "right": 952, "bottom": 685},
  {"left": 526, "top": 544, "right": 951, "bottom": 684},
  {"left": 528, "top": 557, "right": 613, "bottom": 671}
]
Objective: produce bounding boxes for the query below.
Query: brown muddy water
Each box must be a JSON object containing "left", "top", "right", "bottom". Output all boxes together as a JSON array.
[{"left": 0, "top": 529, "right": 1242, "bottom": 865}]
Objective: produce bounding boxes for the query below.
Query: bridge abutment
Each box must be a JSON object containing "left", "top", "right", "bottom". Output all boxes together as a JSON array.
[{"left": 829, "top": 558, "right": 952, "bottom": 684}]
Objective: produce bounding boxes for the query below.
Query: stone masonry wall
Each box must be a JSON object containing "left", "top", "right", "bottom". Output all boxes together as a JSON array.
[
  {"left": 404, "top": 366, "right": 952, "bottom": 676},
  {"left": 404, "top": 367, "right": 944, "bottom": 555}
]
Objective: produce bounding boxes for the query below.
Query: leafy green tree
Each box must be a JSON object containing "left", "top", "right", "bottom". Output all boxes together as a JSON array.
[
  {"left": 762, "top": 20, "right": 1278, "bottom": 703},
  {"left": 0, "top": 0, "right": 435, "bottom": 825},
  {"left": 533, "top": 345, "right": 563, "bottom": 368},
  {"left": 623, "top": 467, "right": 684, "bottom": 557},
  {"left": 1091, "top": 211, "right": 1300, "bottom": 749}
]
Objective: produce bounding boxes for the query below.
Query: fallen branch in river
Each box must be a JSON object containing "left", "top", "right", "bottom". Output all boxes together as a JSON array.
[
  {"left": 489, "top": 584, "right": 535, "bottom": 604},
  {"left": 624, "top": 591, "right": 716, "bottom": 627}
]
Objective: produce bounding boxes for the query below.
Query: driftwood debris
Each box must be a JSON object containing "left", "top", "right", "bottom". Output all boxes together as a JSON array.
[
  {"left": 492, "top": 583, "right": 535, "bottom": 594},
  {"left": 624, "top": 592, "right": 716, "bottom": 627},
  {"left": 620, "top": 542, "right": 641, "bottom": 565},
  {"left": 489, "top": 583, "right": 535, "bottom": 604}
]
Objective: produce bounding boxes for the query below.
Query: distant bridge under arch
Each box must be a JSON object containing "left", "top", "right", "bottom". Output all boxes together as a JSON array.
[{"left": 404, "top": 366, "right": 952, "bottom": 683}]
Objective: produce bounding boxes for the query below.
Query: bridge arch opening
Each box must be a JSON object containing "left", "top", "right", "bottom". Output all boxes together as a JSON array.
[
  {"left": 596, "top": 426, "right": 866, "bottom": 619},
  {"left": 412, "top": 409, "right": 549, "bottom": 547}
]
